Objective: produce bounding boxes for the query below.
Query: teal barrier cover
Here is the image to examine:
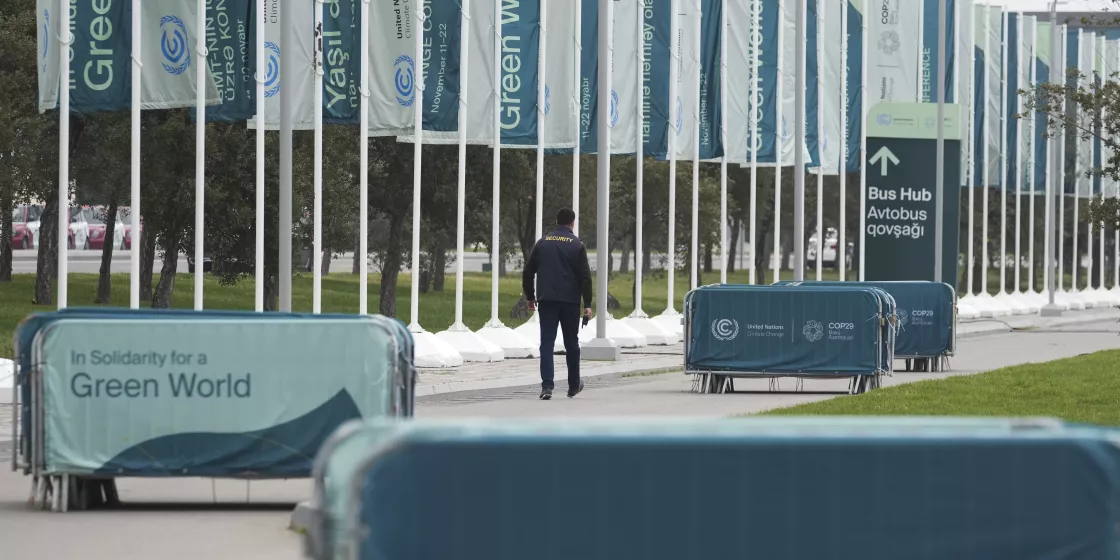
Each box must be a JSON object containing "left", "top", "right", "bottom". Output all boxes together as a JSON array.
[
  {"left": 777, "top": 280, "right": 954, "bottom": 358},
  {"left": 33, "top": 314, "right": 407, "bottom": 477},
  {"left": 340, "top": 419, "right": 1120, "bottom": 560},
  {"left": 686, "top": 285, "right": 885, "bottom": 376}
]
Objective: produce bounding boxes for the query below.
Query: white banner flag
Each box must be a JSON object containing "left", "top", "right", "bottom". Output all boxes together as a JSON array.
[
  {"left": 724, "top": 0, "right": 754, "bottom": 165},
  {"left": 817, "top": 0, "right": 842, "bottom": 174},
  {"left": 248, "top": 1, "right": 315, "bottom": 130},
  {"left": 141, "top": 1, "right": 221, "bottom": 109},
  {"left": 868, "top": 0, "right": 920, "bottom": 103},
  {"left": 611, "top": 0, "right": 640, "bottom": 153},
  {"left": 957, "top": 0, "right": 973, "bottom": 186},
  {"left": 367, "top": 0, "right": 421, "bottom": 135},
  {"left": 984, "top": 4, "right": 1001, "bottom": 187},
  {"left": 670, "top": 0, "right": 700, "bottom": 159},
  {"left": 542, "top": 0, "right": 578, "bottom": 149}
]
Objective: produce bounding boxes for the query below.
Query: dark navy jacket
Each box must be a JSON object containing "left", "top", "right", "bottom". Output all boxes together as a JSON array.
[{"left": 522, "top": 226, "right": 593, "bottom": 307}]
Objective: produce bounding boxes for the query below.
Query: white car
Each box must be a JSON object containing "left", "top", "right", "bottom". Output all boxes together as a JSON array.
[
  {"left": 68, "top": 205, "right": 89, "bottom": 250},
  {"left": 807, "top": 228, "right": 853, "bottom": 269}
]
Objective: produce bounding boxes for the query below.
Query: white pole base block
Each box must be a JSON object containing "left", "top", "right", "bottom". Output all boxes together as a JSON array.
[
  {"left": 1091, "top": 287, "right": 1120, "bottom": 307},
  {"left": 1056, "top": 290, "right": 1086, "bottom": 310},
  {"left": 435, "top": 327, "right": 506, "bottom": 363},
  {"left": 581, "top": 336, "right": 622, "bottom": 361},
  {"left": 620, "top": 314, "right": 679, "bottom": 345},
  {"left": 1069, "top": 290, "right": 1097, "bottom": 309},
  {"left": 513, "top": 314, "right": 565, "bottom": 354},
  {"left": 993, "top": 292, "right": 1031, "bottom": 315},
  {"left": 956, "top": 299, "right": 980, "bottom": 320},
  {"left": 577, "top": 314, "right": 648, "bottom": 348},
  {"left": 968, "top": 293, "right": 1011, "bottom": 318},
  {"left": 410, "top": 330, "right": 465, "bottom": 369},
  {"left": 476, "top": 323, "right": 539, "bottom": 359},
  {"left": 0, "top": 357, "right": 13, "bottom": 405},
  {"left": 653, "top": 310, "right": 685, "bottom": 339},
  {"left": 1007, "top": 291, "right": 1041, "bottom": 313}
]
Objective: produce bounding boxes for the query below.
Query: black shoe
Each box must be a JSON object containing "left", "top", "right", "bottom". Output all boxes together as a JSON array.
[
  {"left": 540, "top": 388, "right": 552, "bottom": 400},
  {"left": 567, "top": 380, "right": 584, "bottom": 398}
]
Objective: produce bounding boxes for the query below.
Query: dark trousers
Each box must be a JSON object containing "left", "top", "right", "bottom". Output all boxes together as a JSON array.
[{"left": 538, "top": 300, "right": 581, "bottom": 390}]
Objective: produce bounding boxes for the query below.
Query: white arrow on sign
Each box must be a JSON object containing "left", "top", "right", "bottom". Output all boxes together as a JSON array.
[{"left": 869, "top": 146, "right": 900, "bottom": 176}]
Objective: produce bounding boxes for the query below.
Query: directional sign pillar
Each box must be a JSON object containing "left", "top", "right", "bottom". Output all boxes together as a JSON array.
[{"left": 863, "top": 103, "right": 962, "bottom": 287}]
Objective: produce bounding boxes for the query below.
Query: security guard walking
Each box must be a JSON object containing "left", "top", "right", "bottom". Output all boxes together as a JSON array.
[{"left": 522, "top": 208, "right": 593, "bottom": 400}]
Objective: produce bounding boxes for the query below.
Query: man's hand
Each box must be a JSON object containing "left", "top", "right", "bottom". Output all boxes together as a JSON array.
[
  {"left": 527, "top": 300, "right": 537, "bottom": 311},
  {"left": 584, "top": 308, "right": 592, "bottom": 319}
]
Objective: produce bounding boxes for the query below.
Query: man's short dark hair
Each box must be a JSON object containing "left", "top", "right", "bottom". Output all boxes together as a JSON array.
[{"left": 556, "top": 208, "right": 576, "bottom": 226}]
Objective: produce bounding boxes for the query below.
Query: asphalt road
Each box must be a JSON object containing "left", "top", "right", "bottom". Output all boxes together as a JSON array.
[{"left": 1, "top": 320, "right": 1117, "bottom": 559}]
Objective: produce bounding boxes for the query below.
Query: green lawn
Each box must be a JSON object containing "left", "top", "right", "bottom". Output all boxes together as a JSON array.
[
  {"left": 0, "top": 267, "right": 785, "bottom": 360},
  {"left": 762, "top": 350, "right": 1120, "bottom": 425}
]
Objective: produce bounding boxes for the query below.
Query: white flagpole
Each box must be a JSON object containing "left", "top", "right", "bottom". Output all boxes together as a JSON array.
[
  {"left": 254, "top": 0, "right": 266, "bottom": 312},
  {"left": 793, "top": 0, "right": 806, "bottom": 282},
  {"left": 1058, "top": 26, "right": 1066, "bottom": 293},
  {"left": 358, "top": 0, "right": 369, "bottom": 315},
  {"left": 981, "top": 6, "right": 991, "bottom": 295},
  {"left": 1013, "top": 13, "right": 1023, "bottom": 295},
  {"left": 998, "top": 10, "right": 1008, "bottom": 297},
  {"left": 489, "top": 0, "right": 504, "bottom": 327},
  {"left": 129, "top": 0, "right": 141, "bottom": 309},
  {"left": 664, "top": 0, "right": 679, "bottom": 315},
  {"left": 966, "top": 2, "right": 976, "bottom": 297},
  {"left": 634, "top": 0, "right": 646, "bottom": 308},
  {"left": 838, "top": 0, "right": 847, "bottom": 281},
  {"left": 312, "top": 0, "right": 324, "bottom": 314},
  {"left": 572, "top": 0, "right": 581, "bottom": 236},
  {"left": 194, "top": 0, "right": 207, "bottom": 311},
  {"left": 814, "top": 0, "right": 823, "bottom": 282},
  {"left": 451, "top": 0, "right": 467, "bottom": 330},
  {"left": 690, "top": 0, "right": 701, "bottom": 291},
  {"left": 1027, "top": 17, "right": 1036, "bottom": 295},
  {"left": 719, "top": 0, "right": 728, "bottom": 284},
  {"left": 773, "top": 5, "right": 783, "bottom": 283},
  {"left": 1072, "top": 29, "right": 1081, "bottom": 294},
  {"left": 858, "top": 0, "right": 867, "bottom": 280},
  {"left": 535, "top": 0, "right": 547, "bottom": 245},
  {"left": 749, "top": 0, "right": 759, "bottom": 284},
  {"left": 58, "top": 0, "right": 70, "bottom": 310},
  {"left": 410, "top": 1, "right": 427, "bottom": 328}
]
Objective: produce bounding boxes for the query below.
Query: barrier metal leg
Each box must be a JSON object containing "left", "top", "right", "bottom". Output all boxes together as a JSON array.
[
  {"left": 904, "top": 359, "right": 912, "bottom": 372},
  {"left": 795, "top": 378, "right": 804, "bottom": 393}
]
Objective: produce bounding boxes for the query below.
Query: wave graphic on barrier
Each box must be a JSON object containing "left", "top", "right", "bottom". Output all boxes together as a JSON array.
[{"left": 91, "top": 390, "right": 362, "bottom": 478}]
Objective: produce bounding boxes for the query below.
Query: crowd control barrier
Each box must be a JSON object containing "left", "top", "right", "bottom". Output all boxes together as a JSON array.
[
  {"left": 305, "top": 417, "right": 1120, "bottom": 560},
  {"left": 10, "top": 308, "right": 415, "bottom": 512},
  {"left": 777, "top": 280, "right": 956, "bottom": 372},
  {"left": 684, "top": 284, "right": 897, "bottom": 394}
]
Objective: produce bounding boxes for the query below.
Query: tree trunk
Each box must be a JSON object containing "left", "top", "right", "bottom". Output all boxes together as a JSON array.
[
  {"left": 95, "top": 195, "right": 120, "bottom": 304},
  {"left": 321, "top": 247, "right": 332, "bottom": 276},
  {"left": 0, "top": 190, "right": 12, "bottom": 282},
  {"left": 378, "top": 215, "right": 406, "bottom": 317},
  {"left": 139, "top": 229, "right": 155, "bottom": 302},
  {"left": 433, "top": 234, "right": 447, "bottom": 291},
  {"left": 33, "top": 196, "right": 59, "bottom": 306},
  {"left": 620, "top": 237, "right": 631, "bottom": 274},
  {"left": 352, "top": 229, "right": 361, "bottom": 274},
  {"left": 753, "top": 227, "right": 771, "bottom": 280},
  {"left": 703, "top": 242, "right": 713, "bottom": 273},
  {"left": 727, "top": 219, "right": 740, "bottom": 274},
  {"left": 264, "top": 275, "right": 278, "bottom": 311},
  {"left": 152, "top": 241, "right": 180, "bottom": 309},
  {"left": 499, "top": 254, "right": 508, "bottom": 277}
]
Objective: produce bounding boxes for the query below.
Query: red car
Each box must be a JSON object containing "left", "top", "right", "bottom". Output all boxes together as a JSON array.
[
  {"left": 10, "top": 204, "right": 40, "bottom": 249},
  {"left": 119, "top": 207, "right": 140, "bottom": 250},
  {"left": 82, "top": 206, "right": 126, "bottom": 251}
]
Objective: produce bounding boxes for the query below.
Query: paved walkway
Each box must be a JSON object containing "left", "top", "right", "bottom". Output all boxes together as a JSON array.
[{"left": 0, "top": 309, "right": 1117, "bottom": 559}]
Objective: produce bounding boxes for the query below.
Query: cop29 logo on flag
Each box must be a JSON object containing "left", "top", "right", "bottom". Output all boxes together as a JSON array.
[
  {"left": 544, "top": 85, "right": 551, "bottom": 116},
  {"left": 674, "top": 96, "right": 683, "bottom": 135},
  {"left": 711, "top": 319, "right": 739, "bottom": 342},
  {"left": 41, "top": 9, "right": 50, "bottom": 73},
  {"left": 802, "top": 320, "right": 824, "bottom": 342},
  {"left": 264, "top": 42, "right": 281, "bottom": 98},
  {"left": 160, "top": 15, "right": 191, "bottom": 75},
  {"left": 394, "top": 55, "right": 415, "bottom": 107},
  {"left": 608, "top": 89, "right": 619, "bottom": 128}
]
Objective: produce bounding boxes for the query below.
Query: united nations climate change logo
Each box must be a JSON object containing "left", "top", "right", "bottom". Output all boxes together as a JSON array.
[
  {"left": 896, "top": 309, "right": 909, "bottom": 327},
  {"left": 160, "top": 15, "right": 191, "bottom": 75},
  {"left": 876, "top": 113, "right": 892, "bottom": 126},
  {"left": 802, "top": 320, "right": 824, "bottom": 342},
  {"left": 264, "top": 42, "right": 281, "bottom": 98},
  {"left": 609, "top": 89, "right": 620, "bottom": 128},
  {"left": 673, "top": 95, "right": 683, "bottom": 135},
  {"left": 544, "top": 84, "right": 551, "bottom": 116},
  {"left": 394, "top": 55, "right": 415, "bottom": 107},
  {"left": 711, "top": 318, "right": 739, "bottom": 342},
  {"left": 41, "top": 9, "right": 49, "bottom": 72},
  {"left": 878, "top": 31, "right": 900, "bottom": 56}
]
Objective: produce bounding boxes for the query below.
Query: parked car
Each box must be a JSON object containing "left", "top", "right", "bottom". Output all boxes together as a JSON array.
[
  {"left": 10, "top": 204, "right": 40, "bottom": 249},
  {"left": 117, "top": 207, "right": 140, "bottom": 250},
  {"left": 82, "top": 206, "right": 125, "bottom": 251},
  {"left": 68, "top": 206, "right": 89, "bottom": 250},
  {"left": 186, "top": 252, "right": 213, "bottom": 274},
  {"left": 807, "top": 228, "right": 854, "bottom": 269}
]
